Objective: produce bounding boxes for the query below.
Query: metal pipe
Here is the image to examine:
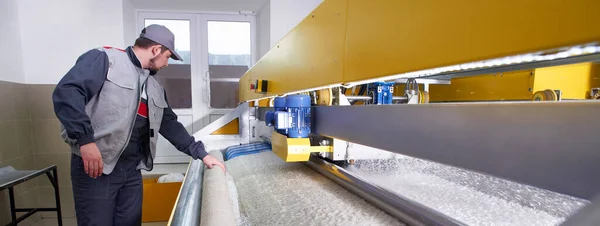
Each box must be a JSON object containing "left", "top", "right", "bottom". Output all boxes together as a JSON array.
[
  {"left": 304, "top": 155, "right": 465, "bottom": 226},
  {"left": 346, "top": 96, "right": 407, "bottom": 101},
  {"left": 169, "top": 159, "right": 204, "bottom": 226},
  {"left": 560, "top": 194, "right": 600, "bottom": 226},
  {"left": 346, "top": 95, "right": 372, "bottom": 101}
]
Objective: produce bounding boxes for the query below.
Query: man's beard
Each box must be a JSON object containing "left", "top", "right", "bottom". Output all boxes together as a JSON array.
[{"left": 148, "top": 56, "right": 163, "bottom": 71}]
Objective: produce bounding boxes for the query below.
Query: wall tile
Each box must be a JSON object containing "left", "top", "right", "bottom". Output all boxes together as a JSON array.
[
  {"left": 0, "top": 121, "right": 20, "bottom": 160},
  {"left": 1, "top": 155, "right": 37, "bottom": 196},
  {"left": 33, "top": 119, "right": 69, "bottom": 154},
  {"left": 0, "top": 83, "right": 69, "bottom": 224},
  {"left": 3, "top": 156, "right": 24, "bottom": 169},
  {"left": 22, "top": 154, "right": 35, "bottom": 169},
  {"left": 15, "top": 187, "right": 41, "bottom": 226},
  {"left": 0, "top": 82, "right": 16, "bottom": 121},
  {"left": 14, "top": 180, "right": 39, "bottom": 198},
  {"left": 2, "top": 157, "right": 34, "bottom": 194},
  {"left": 0, "top": 190, "right": 10, "bottom": 225},
  {"left": 14, "top": 83, "right": 31, "bottom": 120},
  {"left": 39, "top": 186, "right": 75, "bottom": 218},
  {"left": 14, "top": 154, "right": 38, "bottom": 196},
  {"left": 35, "top": 153, "right": 72, "bottom": 188},
  {"left": 17, "top": 212, "right": 41, "bottom": 226},
  {"left": 16, "top": 120, "right": 34, "bottom": 157},
  {"left": 28, "top": 85, "right": 57, "bottom": 120}
]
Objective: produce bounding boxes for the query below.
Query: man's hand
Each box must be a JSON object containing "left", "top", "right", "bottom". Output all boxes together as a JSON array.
[
  {"left": 203, "top": 155, "right": 226, "bottom": 173},
  {"left": 80, "top": 143, "right": 103, "bottom": 178}
]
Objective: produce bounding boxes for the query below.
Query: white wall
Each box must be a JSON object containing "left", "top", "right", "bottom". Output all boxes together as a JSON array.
[
  {"left": 17, "top": 0, "right": 125, "bottom": 84},
  {"left": 123, "top": 0, "right": 138, "bottom": 46},
  {"left": 257, "top": 1, "right": 271, "bottom": 59},
  {"left": 0, "top": 0, "right": 25, "bottom": 83},
  {"left": 269, "top": 0, "right": 323, "bottom": 47},
  {"left": 5, "top": 0, "right": 315, "bottom": 84}
]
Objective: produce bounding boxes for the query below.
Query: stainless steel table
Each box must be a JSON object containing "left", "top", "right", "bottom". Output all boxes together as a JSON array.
[{"left": 0, "top": 165, "right": 62, "bottom": 226}]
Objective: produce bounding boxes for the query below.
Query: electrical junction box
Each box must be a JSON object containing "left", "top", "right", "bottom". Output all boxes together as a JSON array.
[{"left": 251, "top": 79, "right": 268, "bottom": 93}]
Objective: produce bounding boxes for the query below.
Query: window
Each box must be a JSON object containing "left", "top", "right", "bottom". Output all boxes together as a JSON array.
[
  {"left": 207, "top": 21, "right": 252, "bottom": 109},
  {"left": 144, "top": 19, "right": 192, "bottom": 109}
]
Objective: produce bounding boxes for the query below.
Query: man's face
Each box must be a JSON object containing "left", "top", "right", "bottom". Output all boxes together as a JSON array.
[{"left": 148, "top": 45, "right": 172, "bottom": 71}]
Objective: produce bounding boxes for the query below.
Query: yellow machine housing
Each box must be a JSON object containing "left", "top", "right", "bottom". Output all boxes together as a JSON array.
[
  {"left": 239, "top": 0, "right": 600, "bottom": 102},
  {"left": 429, "top": 62, "right": 600, "bottom": 102},
  {"left": 271, "top": 132, "right": 332, "bottom": 162},
  {"left": 241, "top": 0, "right": 600, "bottom": 162}
]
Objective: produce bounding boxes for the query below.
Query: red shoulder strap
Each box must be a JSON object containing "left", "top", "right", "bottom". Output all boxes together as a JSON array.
[{"left": 102, "top": 46, "right": 126, "bottom": 52}]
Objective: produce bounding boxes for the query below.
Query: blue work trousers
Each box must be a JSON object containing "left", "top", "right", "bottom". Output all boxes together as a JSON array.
[{"left": 70, "top": 154, "right": 143, "bottom": 226}]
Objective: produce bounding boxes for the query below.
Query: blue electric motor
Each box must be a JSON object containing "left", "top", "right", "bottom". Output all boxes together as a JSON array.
[
  {"left": 284, "top": 95, "right": 311, "bottom": 138},
  {"left": 265, "top": 97, "right": 287, "bottom": 134},
  {"left": 265, "top": 94, "right": 311, "bottom": 138},
  {"left": 273, "top": 96, "right": 286, "bottom": 111},
  {"left": 368, "top": 82, "right": 395, "bottom": 105}
]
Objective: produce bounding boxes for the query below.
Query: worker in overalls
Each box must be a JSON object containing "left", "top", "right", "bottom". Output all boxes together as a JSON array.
[{"left": 52, "top": 24, "right": 226, "bottom": 226}]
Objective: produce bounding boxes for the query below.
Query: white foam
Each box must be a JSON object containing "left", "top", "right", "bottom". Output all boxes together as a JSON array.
[
  {"left": 225, "top": 152, "right": 404, "bottom": 226},
  {"left": 346, "top": 154, "right": 588, "bottom": 226},
  {"left": 224, "top": 150, "right": 587, "bottom": 225},
  {"left": 227, "top": 172, "right": 251, "bottom": 226},
  {"left": 358, "top": 171, "right": 562, "bottom": 226}
]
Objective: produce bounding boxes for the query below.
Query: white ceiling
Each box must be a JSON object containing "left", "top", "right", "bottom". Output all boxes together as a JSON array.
[{"left": 129, "top": 0, "right": 269, "bottom": 12}]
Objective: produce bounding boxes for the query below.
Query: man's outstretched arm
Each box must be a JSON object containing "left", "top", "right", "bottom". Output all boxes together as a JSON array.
[{"left": 159, "top": 93, "right": 226, "bottom": 172}]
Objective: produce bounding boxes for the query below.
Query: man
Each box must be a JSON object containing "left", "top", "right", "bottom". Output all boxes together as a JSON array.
[{"left": 52, "top": 25, "right": 225, "bottom": 225}]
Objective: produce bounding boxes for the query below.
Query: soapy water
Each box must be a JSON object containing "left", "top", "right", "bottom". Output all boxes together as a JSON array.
[
  {"left": 345, "top": 152, "right": 588, "bottom": 226},
  {"left": 352, "top": 156, "right": 587, "bottom": 216},
  {"left": 225, "top": 152, "right": 404, "bottom": 226},
  {"left": 226, "top": 172, "right": 252, "bottom": 226},
  {"left": 224, "top": 150, "right": 588, "bottom": 226}
]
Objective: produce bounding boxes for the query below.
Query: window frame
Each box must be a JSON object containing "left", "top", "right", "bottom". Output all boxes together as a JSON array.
[
  {"left": 199, "top": 14, "right": 257, "bottom": 111},
  {"left": 136, "top": 12, "right": 197, "bottom": 115}
]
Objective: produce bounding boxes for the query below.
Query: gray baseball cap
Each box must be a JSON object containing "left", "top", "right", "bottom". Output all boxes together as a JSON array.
[{"left": 139, "top": 24, "right": 183, "bottom": 61}]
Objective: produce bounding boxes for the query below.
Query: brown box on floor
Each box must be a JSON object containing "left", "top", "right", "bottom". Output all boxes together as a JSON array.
[{"left": 142, "top": 175, "right": 183, "bottom": 223}]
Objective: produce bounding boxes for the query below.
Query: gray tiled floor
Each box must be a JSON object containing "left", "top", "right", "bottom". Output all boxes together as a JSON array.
[
  {"left": 30, "top": 218, "right": 167, "bottom": 226},
  {"left": 30, "top": 218, "right": 76, "bottom": 226}
]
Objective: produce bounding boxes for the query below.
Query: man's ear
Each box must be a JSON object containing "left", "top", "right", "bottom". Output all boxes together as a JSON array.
[{"left": 151, "top": 45, "right": 162, "bottom": 57}]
